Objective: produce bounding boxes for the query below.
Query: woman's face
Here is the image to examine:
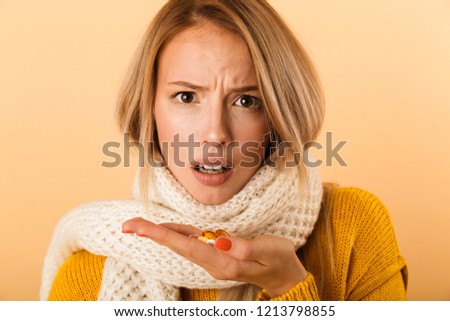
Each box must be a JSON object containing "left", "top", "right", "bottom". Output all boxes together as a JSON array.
[{"left": 154, "top": 23, "right": 269, "bottom": 205}]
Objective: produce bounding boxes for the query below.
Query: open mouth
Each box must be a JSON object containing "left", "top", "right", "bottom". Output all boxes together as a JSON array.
[{"left": 193, "top": 164, "right": 232, "bottom": 174}]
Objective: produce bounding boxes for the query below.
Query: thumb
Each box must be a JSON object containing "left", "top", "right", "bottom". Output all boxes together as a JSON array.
[
  {"left": 214, "top": 237, "right": 233, "bottom": 251},
  {"left": 214, "top": 236, "right": 261, "bottom": 262}
]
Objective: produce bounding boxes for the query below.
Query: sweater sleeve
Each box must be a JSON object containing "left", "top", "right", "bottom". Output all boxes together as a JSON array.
[
  {"left": 361, "top": 264, "right": 407, "bottom": 300},
  {"left": 256, "top": 272, "right": 320, "bottom": 301},
  {"left": 48, "top": 250, "right": 105, "bottom": 301},
  {"left": 342, "top": 188, "right": 407, "bottom": 300},
  {"left": 326, "top": 187, "right": 407, "bottom": 300}
]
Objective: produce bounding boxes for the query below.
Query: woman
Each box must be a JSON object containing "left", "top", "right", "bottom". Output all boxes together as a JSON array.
[{"left": 41, "top": 0, "right": 407, "bottom": 300}]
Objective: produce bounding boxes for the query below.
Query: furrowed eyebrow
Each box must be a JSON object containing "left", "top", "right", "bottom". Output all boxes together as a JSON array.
[
  {"left": 167, "top": 81, "right": 259, "bottom": 93},
  {"left": 168, "top": 81, "right": 203, "bottom": 90}
]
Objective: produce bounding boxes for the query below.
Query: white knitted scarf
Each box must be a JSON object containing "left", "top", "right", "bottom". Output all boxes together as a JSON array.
[{"left": 40, "top": 165, "right": 322, "bottom": 300}]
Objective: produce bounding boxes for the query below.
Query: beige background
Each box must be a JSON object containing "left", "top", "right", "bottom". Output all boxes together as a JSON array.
[{"left": 1, "top": 0, "right": 449, "bottom": 300}]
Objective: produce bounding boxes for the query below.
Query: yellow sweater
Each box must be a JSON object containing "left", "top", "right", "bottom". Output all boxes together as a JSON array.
[{"left": 48, "top": 187, "right": 408, "bottom": 300}]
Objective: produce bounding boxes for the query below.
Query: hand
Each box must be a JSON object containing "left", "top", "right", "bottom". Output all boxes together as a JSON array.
[{"left": 122, "top": 217, "right": 308, "bottom": 297}]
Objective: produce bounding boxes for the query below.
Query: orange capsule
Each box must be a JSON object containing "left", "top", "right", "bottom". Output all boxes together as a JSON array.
[
  {"left": 215, "top": 229, "right": 230, "bottom": 237},
  {"left": 202, "top": 230, "right": 218, "bottom": 240}
]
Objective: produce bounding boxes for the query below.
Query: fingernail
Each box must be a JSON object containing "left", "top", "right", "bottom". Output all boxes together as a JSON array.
[
  {"left": 215, "top": 237, "right": 232, "bottom": 251},
  {"left": 122, "top": 229, "right": 133, "bottom": 234}
]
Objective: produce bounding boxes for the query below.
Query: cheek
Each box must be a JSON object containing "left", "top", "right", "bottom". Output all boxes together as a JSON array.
[
  {"left": 154, "top": 103, "right": 195, "bottom": 165},
  {"left": 230, "top": 117, "right": 269, "bottom": 168},
  {"left": 233, "top": 116, "right": 269, "bottom": 144},
  {"left": 154, "top": 102, "right": 189, "bottom": 142},
  {"left": 154, "top": 103, "right": 174, "bottom": 159}
]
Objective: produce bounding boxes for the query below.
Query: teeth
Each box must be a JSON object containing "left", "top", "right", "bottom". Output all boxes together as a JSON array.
[
  {"left": 203, "top": 164, "right": 222, "bottom": 170},
  {"left": 196, "top": 164, "right": 230, "bottom": 174},
  {"left": 199, "top": 167, "right": 224, "bottom": 174}
]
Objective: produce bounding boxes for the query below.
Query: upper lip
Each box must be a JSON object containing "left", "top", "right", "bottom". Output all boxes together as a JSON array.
[{"left": 190, "top": 158, "right": 233, "bottom": 168}]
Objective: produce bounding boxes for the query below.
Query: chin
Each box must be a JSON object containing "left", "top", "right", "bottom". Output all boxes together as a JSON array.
[{"left": 192, "top": 188, "right": 235, "bottom": 206}]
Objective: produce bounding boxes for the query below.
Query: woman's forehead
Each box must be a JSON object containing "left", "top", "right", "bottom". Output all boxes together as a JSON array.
[{"left": 157, "top": 25, "right": 256, "bottom": 85}]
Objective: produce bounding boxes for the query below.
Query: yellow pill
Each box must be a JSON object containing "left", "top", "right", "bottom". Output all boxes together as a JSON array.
[
  {"left": 202, "top": 230, "right": 218, "bottom": 240},
  {"left": 198, "top": 236, "right": 210, "bottom": 243},
  {"left": 215, "top": 229, "right": 230, "bottom": 237}
]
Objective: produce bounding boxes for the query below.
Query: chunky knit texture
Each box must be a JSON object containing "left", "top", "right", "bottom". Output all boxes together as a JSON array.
[
  {"left": 41, "top": 165, "right": 323, "bottom": 300},
  {"left": 47, "top": 187, "right": 408, "bottom": 301}
]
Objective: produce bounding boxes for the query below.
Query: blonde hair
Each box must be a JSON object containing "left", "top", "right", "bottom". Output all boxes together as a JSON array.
[{"left": 117, "top": 0, "right": 326, "bottom": 300}]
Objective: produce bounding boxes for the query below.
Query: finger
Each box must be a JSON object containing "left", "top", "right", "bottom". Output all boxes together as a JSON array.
[
  {"left": 123, "top": 218, "right": 202, "bottom": 236},
  {"left": 122, "top": 217, "right": 229, "bottom": 268},
  {"left": 122, "top": 218, "right": 187, "bottom": 242},
  {"left": 122, "top": 217, "right": 155, "bottom": 234},
  {"left": 159, "top": 222, "right": 202, "bottom": 237},
  {"left": 216, "top": 235, "right": 292, "bottom": 265}
]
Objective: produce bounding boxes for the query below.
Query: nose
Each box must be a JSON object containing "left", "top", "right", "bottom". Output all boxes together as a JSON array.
[{"left": 199, "top": 98, "right": 232, "bottom": 147}]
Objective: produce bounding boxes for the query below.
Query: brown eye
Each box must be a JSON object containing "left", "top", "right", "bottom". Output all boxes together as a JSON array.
[
  {"left": 235, "top": 95, "right": 261, "bottom": 109},
  {"left": 175, "top": 92, "right": 195, "bottom": 104}
]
